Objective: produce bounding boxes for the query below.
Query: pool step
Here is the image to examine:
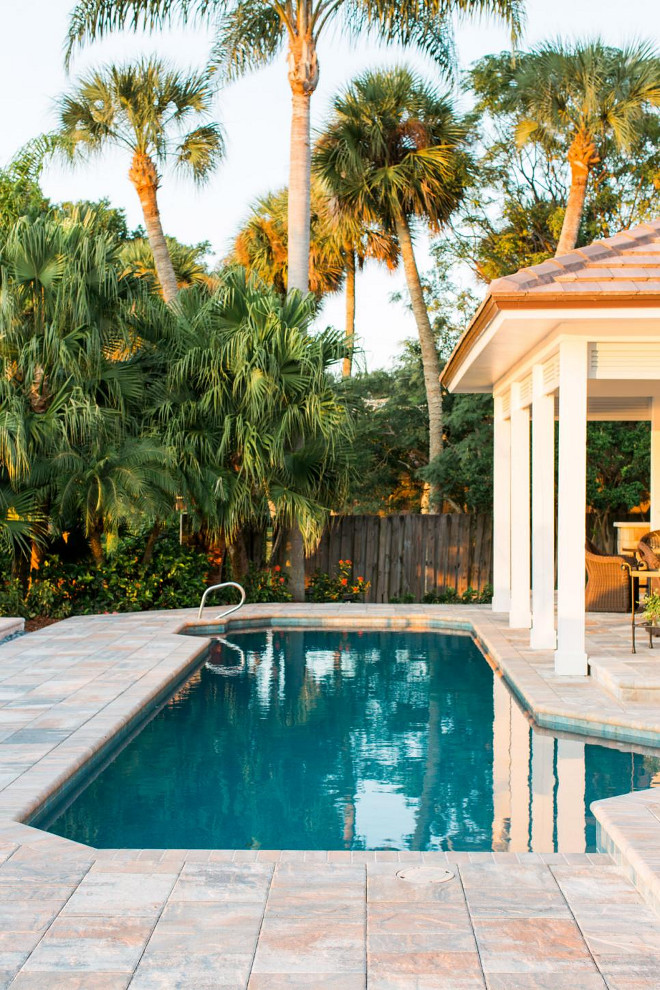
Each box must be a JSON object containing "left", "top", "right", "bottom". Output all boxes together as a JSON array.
[{"left": 593, "top": 788, "right": 660, "bottom": 917}]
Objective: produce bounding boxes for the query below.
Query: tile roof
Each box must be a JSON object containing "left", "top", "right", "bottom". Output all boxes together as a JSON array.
[{"left": 489, "top": 219, "right": 660, "bottom": 299}]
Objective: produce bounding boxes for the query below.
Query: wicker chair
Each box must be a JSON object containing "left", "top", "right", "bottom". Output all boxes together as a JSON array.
[
  {"left": 585, "top": 541, "right": 632, "bottom": 612},
  {"left": 636, "top": 531, "right": 660, "bottom": 595},
  {"left": 638, "top": 530, "right": 660, "bottom": 569}
]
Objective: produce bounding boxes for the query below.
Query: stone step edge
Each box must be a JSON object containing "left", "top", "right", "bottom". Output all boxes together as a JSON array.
[{"left": 593, "top": 791, "right": 660, "bottom": 916}]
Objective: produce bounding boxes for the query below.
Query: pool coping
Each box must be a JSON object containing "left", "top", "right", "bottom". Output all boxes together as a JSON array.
[{"left": 0, "top": 603, "right": 660, "bottom": 918}]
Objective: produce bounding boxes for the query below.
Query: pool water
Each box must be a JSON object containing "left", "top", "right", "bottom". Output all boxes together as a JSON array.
[{"left": 42, "top": 629, "right": 660, "bottom": 852}]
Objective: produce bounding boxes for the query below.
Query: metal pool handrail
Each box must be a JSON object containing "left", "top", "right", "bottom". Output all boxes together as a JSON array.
[{"left": 197, "top": 582, "right": 246, "bottom": 621}]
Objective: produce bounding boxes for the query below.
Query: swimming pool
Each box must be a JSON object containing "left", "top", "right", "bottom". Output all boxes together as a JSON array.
[{"left": 40, "top": 628, "right": 660, "bottom": 852}]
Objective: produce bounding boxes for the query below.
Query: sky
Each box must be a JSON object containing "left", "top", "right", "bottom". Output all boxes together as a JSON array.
[{"left": 1, "top": 0, "right": 659, "bottom": 370}]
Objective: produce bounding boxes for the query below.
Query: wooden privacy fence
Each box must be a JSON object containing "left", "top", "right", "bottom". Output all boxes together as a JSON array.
[{"left": 305, "top": 514, "right": 493, "bottom": 602}]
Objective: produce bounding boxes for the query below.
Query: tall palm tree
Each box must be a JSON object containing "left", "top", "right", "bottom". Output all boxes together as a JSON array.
[
  {"left": 66, "top": 0, "right": 523, "bottom": 296},
  {"left": 56, "top": 57, "right": 224, "bottom": 303},
  {"left": 476, "top": 40, "right": 660, "bottom": 256},
  {"left": 314, "top": 67, "right": 469, "bottom": 507}
]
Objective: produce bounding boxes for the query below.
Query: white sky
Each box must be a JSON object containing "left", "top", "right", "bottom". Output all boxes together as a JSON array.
[{"left": 1, "top": 0, "right": 658, "bottom": 370}]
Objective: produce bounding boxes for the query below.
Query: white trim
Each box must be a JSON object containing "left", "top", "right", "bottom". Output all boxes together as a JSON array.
[
  {"left": 492, "top": 395, "right": 512, "bottom": 613},
  {"left": 555, "top": 339, "right": 588, "bottom": 675},
  {"left": 530, "top": 365, "right": 556, "bottom": 650},
  {"left": 509, "top": 383, "right": 531, "bottom": 629},
  {"left": 651, "top": 397, "right": 660, "bottom": 532}
]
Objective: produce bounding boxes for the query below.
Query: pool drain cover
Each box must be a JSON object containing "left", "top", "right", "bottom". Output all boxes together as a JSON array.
[{"left": 395, "top": 867, "right": 455, "bottom": 884}]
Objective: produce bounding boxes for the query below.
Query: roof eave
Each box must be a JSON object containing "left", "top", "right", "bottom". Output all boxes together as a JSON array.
[{"left": 441, "top": 290, "right": 660, "bottom": 392}]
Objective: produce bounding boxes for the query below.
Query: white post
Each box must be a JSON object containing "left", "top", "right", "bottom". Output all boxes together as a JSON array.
[
  {"left": 492, "top": 395, "right": 511, "bottom": 612},
  {"left": 651, "top": 395, "right": 660, "bottom": 531},
  {"left": 555, "top": 338, "right": 588, "bottom": 675},
  {"left": 530, "top": 365, "right": 556, "bottom": 649},
  {"left": 510, "top": 384, "right": 531, "bottom": 628}
]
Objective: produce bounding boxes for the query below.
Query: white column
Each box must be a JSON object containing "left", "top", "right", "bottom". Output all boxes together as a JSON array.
[
  {"left": 530, "top": 365, "right": 556, "bottom": 649},
  {"left": 651, "top": 396, "right": 660, "bottom": 531},
  {"left": 492, "top": 395, "right": 511, "bottom": 612},
  {"left": 556, "top": 738, "right": 586, "bottom": 853},
  {"left": 555, "top": 338, "right": 588, "bottom": 675},
  {"left": 510, "top": 384, "right": 531, "bottom": 628}
]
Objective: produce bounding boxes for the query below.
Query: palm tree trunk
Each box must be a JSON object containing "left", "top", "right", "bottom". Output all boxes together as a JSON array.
[
  {"left": 395, "top": 214, "right": 442, "bottom": 513},
  {"left": 88, "top": 527, "right": 104, "bottom": 566},
  {"left": 286, "top": 33, "right": 319, "bottom": 598},
  {"left": 286, "top": 33, "right": 318, "bottom": 294},
  {"left": 555, "top": 130, "right": 599, "bottom": 256},
  {"left": 128, "top": 150, "right": 179, "bottom": 304},
  {"left": 343, "top": 249, "right": 356, "bottom": 378}
]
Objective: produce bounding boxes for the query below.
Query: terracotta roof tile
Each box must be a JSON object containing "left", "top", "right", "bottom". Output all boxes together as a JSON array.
[{"left": 490, "top": 219, "right": 660, "bottom": 299}]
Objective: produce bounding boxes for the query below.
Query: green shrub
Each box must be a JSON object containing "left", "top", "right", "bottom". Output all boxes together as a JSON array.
[
  {"left": 243, "top": 563, "right": 292, "bottom": 603},
  {"left": 0, "top": 528, "right": 210, "bottom": 619}
]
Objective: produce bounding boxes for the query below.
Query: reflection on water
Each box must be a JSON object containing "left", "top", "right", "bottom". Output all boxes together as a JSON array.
[{"left": 43, "top": 629, "right": 660, "bottom": 851}]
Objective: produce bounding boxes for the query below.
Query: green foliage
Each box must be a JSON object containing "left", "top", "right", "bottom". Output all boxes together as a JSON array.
[
  {"left": 587, "top": 422, "right": 650, "bottom": 548},
  {"left": 0, "top": 529, "right": 209, "bottom": 619},
  {"left": 422, "top": 394, "right": 494, "bottom": 512},
  {"left": 643, "top": 591, "right": 660, "bottom": 626},
  {"left": 340, "top": 342, "right": 430, "bottom": 512},
  {"left": 0, "top": 166, "right": 50, "bottom": 235},
  {"left": 306, "top": 559, "right": 371, "bottom": 602},
  {"left": 422, "top": 585, "right": 493, "bottom": 604}
]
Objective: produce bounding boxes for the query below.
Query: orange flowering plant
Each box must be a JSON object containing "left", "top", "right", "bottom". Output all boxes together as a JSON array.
[{"left": 307, "top": 559, "right": 371, "bottom": 602}]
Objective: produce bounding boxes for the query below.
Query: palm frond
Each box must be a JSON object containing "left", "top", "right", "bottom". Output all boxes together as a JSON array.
[{"left": 210, "top": 0, "right": 284, "bottom": 80}]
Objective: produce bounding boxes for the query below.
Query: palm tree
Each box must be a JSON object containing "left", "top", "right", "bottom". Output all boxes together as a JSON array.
[
  {"left": 56, "top": 57, "right": 224, "bottom": 303},
  {"left": 66, "top": 0, "right": 522, "bottom": 297},
  {"left": 121, "top": 236, "right": 215, "bottom": 292},
  {"left": 0, "top": 210, "right": 163, "bottom": 567},
  {"left": 234, "top": 182, "right": 398, "bottom": 376},
  {"left": 314, "top": 67, "right": 469, "bottom": 507},
  {"left": 233, "top": 182, "right": 346, "bottom": 298},
  {"left": 478, "top": 40, "right": 660, "bottom": 256},
  {"left": 132, "top": 269, "right": 353, "bottom": 579}
]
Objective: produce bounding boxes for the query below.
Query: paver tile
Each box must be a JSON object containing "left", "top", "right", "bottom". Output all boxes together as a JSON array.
[
  {"left": 10, "top": 973, "right": 131, "bottom": 989},
  {"left": 60, "top": 873, "right": 176, "bottom": 917},
  {"left": 368, "top": 950, "right": 485, "bottom": 985},
  {"left": 19, "top": 915, "right": 153, "bottom": 973},
  {"left": 368, "top": 901, "right": 472, "bottom": 934},
  {"left": 485, "top": 975, "right": 606, "bottom": 988},
  {"left": 248, "top": 976, "right": 366, "bottom": 988},
  {"left": 474, "top": 918, "right": 597, "bottom": 973}
]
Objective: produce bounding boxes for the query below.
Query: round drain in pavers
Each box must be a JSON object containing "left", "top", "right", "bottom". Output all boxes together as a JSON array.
[{"left": 395, "top": 867, "right": 455, "bottom": 884}]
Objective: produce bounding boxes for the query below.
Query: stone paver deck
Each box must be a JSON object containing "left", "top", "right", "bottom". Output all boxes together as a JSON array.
[
  {"left": 0, "top": 604, "right": 659, "bottom": 986},
  {"left": 2, "top": 843, "right": 659, "bottom": 989}
]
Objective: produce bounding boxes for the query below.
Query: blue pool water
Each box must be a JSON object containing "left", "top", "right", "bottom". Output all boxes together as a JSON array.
[{"left": 41, "top": 630, "right": 660, "bottom": 852}]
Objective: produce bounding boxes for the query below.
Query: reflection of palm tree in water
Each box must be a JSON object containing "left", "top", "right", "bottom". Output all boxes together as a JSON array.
[
  {"left": 332, "top": 646, "right": 357, "bottom": 849},
  {"left": 411, "top": 689, "right": 442, "bottom": 851}
]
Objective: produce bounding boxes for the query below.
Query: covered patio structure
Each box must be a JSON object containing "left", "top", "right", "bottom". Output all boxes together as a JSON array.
[{"left": 442, "top": 220, "right": 660, "bottom": 675}]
